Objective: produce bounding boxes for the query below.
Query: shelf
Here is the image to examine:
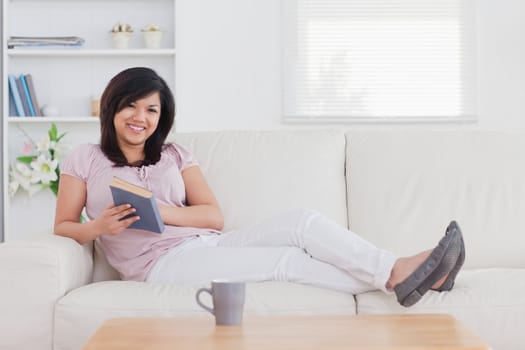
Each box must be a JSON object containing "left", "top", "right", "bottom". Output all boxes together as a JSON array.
[
  {"left": 7, "top": 117, "right": 100, "bottom": 123},
  {"left": 7, "top": 48, "right": 176, "bottom": 57},
  {"left": 3, "top": 0, "right": 176, "bottom": 243}
]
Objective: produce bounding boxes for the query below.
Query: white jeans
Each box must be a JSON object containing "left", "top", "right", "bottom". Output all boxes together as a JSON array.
[{"left": 147, "top": 209, "right": 397, "bottom": 294}]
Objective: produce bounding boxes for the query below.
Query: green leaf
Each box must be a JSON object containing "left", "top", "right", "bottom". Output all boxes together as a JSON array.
[
  {"left": 48, "top": 123, "right": 58, "bottom": 141},
  {"left": 16, "top": 155, "right": 36, "bottom": 164},
  {"left": 56, "top": 132, "right": 67, "bottom": 142},
  {"left": 50, "top": 181, "right": 59, "bottom": 197},
  {"left": 50, "top": 168, "right": 61, "bottom": 197}
]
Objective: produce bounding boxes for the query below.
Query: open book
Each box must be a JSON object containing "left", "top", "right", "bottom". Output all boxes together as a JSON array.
[{"left": 109, "top": 177, "right": 165, "bottom": 233}]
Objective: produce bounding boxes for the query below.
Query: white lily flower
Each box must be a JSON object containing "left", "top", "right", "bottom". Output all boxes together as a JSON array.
[
  {"left": 16, "top": 162, "right": 33, "bottom": 177},
  {"left": 30, "top": 154, "right": 58, "bottom": 185},
  {"left": 37, "top": 135, "right": 51, "bottom": 153},
  {"left": 10, "top": 163, "right": 42, "bottom": 196},
  {"left": 11, "top": 124, "right": 67, "bottom": 198},
  {"left": 53, "top": 142, "right": 72, "bottom": 161},
  {"left": 8, "top": 180, "right": 20, "bottom": 197}
]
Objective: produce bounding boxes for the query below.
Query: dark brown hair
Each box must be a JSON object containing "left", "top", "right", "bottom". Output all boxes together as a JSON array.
[{"left": 99, "top": 67, "right": 175, "bottom": 166}]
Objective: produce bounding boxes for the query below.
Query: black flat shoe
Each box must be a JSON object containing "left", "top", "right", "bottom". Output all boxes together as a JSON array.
[{"left": 394, "top": 225, "right": 462, "bottom": 307}]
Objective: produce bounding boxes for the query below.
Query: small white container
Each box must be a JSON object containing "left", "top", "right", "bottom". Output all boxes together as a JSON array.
[
  {"left": 111, "top": 32, "right": 132, "bottom": 49},
  {"left": 142, "top": 31, "right": 163, "bottom": 49},
  {"left": 41, "top": 104, "right": 60, "bottom": 117}
]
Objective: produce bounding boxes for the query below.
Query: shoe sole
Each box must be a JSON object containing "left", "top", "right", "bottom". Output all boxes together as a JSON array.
[{"left": 431, "top": 221, "right": 465, "bottom": 292}]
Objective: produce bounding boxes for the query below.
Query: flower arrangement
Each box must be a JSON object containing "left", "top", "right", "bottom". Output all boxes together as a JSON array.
[
  {"left": 9, "top": 123, "right": 67, "bottom": 197},
  {"left": 141, "top": 24, "right": 162, "bottom": 32},
  {"left": 111, "top": 22, "right": 133, "bottom": 33}
]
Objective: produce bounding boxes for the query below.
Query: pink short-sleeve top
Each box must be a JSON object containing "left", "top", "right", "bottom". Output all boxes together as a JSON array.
[{"left": 60, "top": 143, "right": 219, "bottom": 281}]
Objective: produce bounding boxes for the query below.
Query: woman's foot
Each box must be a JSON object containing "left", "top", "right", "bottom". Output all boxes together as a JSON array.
[
  {"left": 387, "top": 250, "right": 449, "bottom": 290},
  {"left": 387, "top": 223, "right": 463, "bottom": 307}
]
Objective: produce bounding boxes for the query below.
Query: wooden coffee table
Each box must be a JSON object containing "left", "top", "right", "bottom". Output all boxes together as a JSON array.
[{"left": 82, "top": 314, "right": 490, "bottom": 350}]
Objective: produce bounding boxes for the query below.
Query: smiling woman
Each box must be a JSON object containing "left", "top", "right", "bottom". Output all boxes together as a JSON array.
[
  {"left": 53, "top": 67, "right": 464, "bottom": 308},
  {"left": 53, "top": 67, "right": 223, "bottom": 282}
]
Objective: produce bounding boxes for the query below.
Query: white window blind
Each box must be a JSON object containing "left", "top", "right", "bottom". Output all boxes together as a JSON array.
[{"left": 282, "top": 0, "right": 476, "bottom": 123}]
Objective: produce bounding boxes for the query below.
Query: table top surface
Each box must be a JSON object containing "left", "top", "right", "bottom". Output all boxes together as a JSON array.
[{"left": 82, "top": 314, "right": 490, "bottom": 350}]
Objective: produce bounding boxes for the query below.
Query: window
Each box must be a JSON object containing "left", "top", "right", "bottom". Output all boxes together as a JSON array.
[{"left": 282, "top": 0, "right": 476, "bottom": 123}]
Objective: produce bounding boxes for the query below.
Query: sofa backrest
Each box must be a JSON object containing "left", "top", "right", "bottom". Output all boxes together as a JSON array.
[
  {"left": 345, "top": 129, "right": 525, "bottom": 269},
  {"left": 174, "top": 130, "right": 349, "bottom": 231},
  {"left": 93, "top": 129, "right": 348, "bottom": 281}
]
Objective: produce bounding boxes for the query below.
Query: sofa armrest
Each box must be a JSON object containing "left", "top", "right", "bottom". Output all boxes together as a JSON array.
[{"left": 0, "top": 234, "right": 93, "bottom": 350}]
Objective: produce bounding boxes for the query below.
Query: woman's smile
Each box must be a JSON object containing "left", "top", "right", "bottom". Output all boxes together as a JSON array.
[{"left": 127, "top": 123, "right": 146, "bottom": 133}]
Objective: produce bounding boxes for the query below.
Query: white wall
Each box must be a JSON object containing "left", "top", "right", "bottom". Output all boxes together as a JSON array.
[
  {"left": 175, "top": 0, "right": 525, "bottom": 132},
  {"left": 175, "top": 0, "right": 282, "bottom": 131},
  {"left": 477, "top": 0, "right": 525, "bottom": 130}
]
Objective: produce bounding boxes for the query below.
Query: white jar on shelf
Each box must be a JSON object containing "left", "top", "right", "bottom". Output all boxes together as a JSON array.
[
  {"left": 142, "top": 31, "right": 163, "bottom": 49},
  {"left": 141, "top": 24, "right": 163, "bottom": 49},
  {"left": 110, "top": 23, "right": 133, "bottom": 49},
  {"left": 111, "top": 32, "right": 132, "bottom": 49}
]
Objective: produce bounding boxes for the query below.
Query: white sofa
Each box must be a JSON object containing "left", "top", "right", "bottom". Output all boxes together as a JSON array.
[{"left": 1, "top": 129, "right": 524, "bottom": 350}]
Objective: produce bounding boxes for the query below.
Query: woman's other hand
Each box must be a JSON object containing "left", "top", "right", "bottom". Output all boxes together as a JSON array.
[{"left": 94, "top": 204, "right": 140, "bottom": 235}]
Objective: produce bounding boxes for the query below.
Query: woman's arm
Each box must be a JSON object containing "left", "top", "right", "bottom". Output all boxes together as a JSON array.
[
  {"left": 158, "top": 166, "right": 224, "bottom": 230},
  {"left": 54, "top": 174, "right": 139, "bottom": 244}
]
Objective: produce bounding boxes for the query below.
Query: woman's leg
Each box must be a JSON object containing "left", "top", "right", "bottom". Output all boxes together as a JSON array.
[
  {"left": 146, "top": 235, "right": 376, "bottom": 294},
  {"left": 147, "top": 209, "right": 462, "bottom": 305},
  {"left": 217, "top": 209, "right": 397, "bottom": 292}
]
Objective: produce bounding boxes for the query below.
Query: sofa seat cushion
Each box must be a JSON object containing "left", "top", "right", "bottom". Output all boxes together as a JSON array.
[
  {"left": 54, "top": 281, "right": 356, "bottom": 350},
  {"left": 356, "top": 268, "right": 525, "bottom": 350}
]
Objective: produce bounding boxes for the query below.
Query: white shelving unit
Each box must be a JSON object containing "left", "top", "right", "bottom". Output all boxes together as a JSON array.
[{"left": 2, "top": 0, "right": 176, "bottom": 241}]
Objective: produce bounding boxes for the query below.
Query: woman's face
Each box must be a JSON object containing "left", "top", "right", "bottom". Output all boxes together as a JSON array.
[{"left": 114, "top": 92, "right": 161, "bottom": 151}]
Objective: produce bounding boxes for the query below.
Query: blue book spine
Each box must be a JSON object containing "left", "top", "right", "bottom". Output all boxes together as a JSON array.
[
  {"left": 8, "top": 74, "right": 25, "bottom": 116},
  {"left": 15, "top": 77, "right": 30, "bottom": 116},
  {"left": 20, "top": 74, "right": 36, "bottom": 116},
  {"left": 8, "top": 84, "right": 18, "bottom": 116}
]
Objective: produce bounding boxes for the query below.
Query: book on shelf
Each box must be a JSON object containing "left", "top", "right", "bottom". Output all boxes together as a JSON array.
[
  {"left": 8, "top": 86, "right": 18, "bottom": 116},
  {"left": 15, "top": 76, "right": 31, "bottom": 116},
  {"left": 24, "top": 74, "right": 42, "bottom": 116},
  {"left": 7, "top": 74, "right": 25, "bottom": 116},
  {"left": 20, "top": 74, "right": 36, "bottom": 116},
  {"left": 7, "top": 73, "right": 42, "bottom": 117},
  {"left": 7, "top": 36, "right": 85, "bottom": 48},
  {"left": 109, "top": 177, "right": 165, "bottom": 234}
]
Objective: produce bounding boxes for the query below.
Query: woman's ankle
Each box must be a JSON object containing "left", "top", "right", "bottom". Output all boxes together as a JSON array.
[{"left": 386, "top": 250, "right": 432, "bottom": 290}]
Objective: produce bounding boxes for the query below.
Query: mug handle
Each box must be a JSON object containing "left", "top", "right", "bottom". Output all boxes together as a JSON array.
[{"left": 196, "top": 288, "right": 215, "bottom": 315}]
